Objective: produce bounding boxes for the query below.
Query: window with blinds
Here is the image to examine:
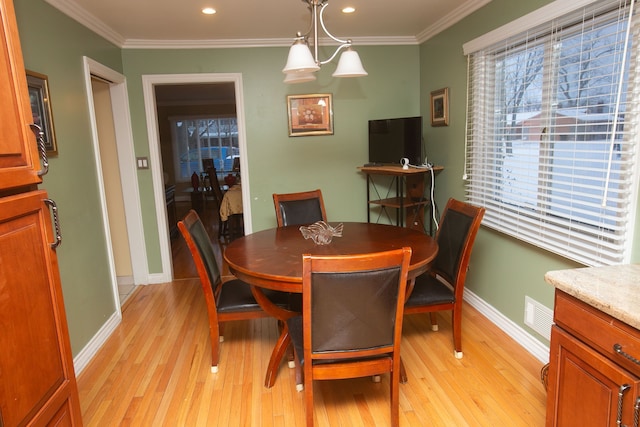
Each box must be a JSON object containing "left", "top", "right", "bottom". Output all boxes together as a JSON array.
[
  {"left": 171, "top": 117, "right": 239, "bottom": 182},
  {"left": 464, "top": 0, "right": 640, "bottom": 266}
]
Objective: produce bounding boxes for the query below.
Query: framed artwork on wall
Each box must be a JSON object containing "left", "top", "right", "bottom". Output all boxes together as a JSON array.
[
  {"left": 287, "top": 93, "right": 333, "bottom": 137},
  {"left": 26, "top": 70, "right": 58, "bottom": 155},
  {"left": 430, "top": 87, "right": 449, "bottom": 127}
]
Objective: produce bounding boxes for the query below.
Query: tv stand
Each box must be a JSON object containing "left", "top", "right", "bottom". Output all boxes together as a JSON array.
[{"left": 358, "top": 165, "right": 443, "bottom": 234}]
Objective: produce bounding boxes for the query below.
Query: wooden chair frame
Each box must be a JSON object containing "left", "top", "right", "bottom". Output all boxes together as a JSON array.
[
  {"left": 405, "top": 198, "right": 485, "bottom": 358},
  {"left": 178, "top": 210, "right": 280, "bottom": 372},
  {"left": 290, "top": 248, "right": 412, "bottom": 427},
  {"left": 272, "top": 189, "right": 327, "bottom": 227}
]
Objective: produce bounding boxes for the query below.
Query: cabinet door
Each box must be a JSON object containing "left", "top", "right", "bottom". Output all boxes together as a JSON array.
[
  {"left": 0, "top": 190, "right": 82, "bottom": 426},
  {"left": 0, "top": 0, "right": 42, "bottom": 190},
  {"left": 546, "top": 325, "right": 640, "bottom": 427}
]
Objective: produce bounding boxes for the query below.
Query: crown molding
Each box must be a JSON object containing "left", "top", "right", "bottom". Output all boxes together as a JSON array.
[
  {"left": 416, "top": 0, "right": 493, "bottom": 43},
  {"left": 122, "top": 36, "right": 419, "bottom": 50},
  {"left": 44, "top": 0, "right": 125, "bottom": 46},
  {"left": 45, "top": 0, "right": 489, "bottom": 49}
]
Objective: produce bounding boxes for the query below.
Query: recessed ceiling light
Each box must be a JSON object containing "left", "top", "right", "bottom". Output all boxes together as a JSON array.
[
  {"left": 342, "top": 6, "right": 355, "bottom": 14},
  {"left": 202, "top": 7, "right": 216, "bottom": 15}
]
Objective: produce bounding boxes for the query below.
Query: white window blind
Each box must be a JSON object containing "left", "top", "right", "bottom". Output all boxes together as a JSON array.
[
  {"left": 465, "top": 0, "right": 640, "bottom": 266},
  {"left": 171, "top": 117, "right": 239, "bottom": 182}
]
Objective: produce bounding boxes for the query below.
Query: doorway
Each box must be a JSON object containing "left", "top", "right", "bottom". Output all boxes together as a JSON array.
[
  {"left": 141, "top": 73, "right": 251, "bottom": 282},
  {"left": 82, "top": 57, "right": 148, "bottom": 310}
]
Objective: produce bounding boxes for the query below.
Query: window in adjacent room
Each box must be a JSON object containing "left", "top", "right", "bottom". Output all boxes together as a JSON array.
[
  {"left": 464, "top": 0, "right": 640, "bottom": 266},
  {"left": 171, "top": 116, "right": 239, "bottom": 183}
]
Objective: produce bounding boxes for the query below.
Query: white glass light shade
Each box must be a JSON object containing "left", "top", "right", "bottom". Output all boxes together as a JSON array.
[
  {"left": 332, "top": 49, "right": 368, "bottom": 77},
  {"left": 283, "top": 72, "right": 317, "bottom": 84},
  {"left": 282, "top": 42, "right": 320, "bottom": 74}
]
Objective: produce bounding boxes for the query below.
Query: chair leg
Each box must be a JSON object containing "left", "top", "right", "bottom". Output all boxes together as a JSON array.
[
  {"left": 429, "top": 312, "right": 439, "bottom": 331},
  {"left": 390, "top": 364, "right": 400, "bottom": 427},
  {"left": 399, "top": 358, "right": 408, "bottom": 384},
  {"left": 210, "top": 325, "right": 221, "bottom": 373},
  {"left": 294, "top": 356, "right": 303, "bottom": 392},
  {"left": 304, "top": 368, "right": 314, "bottom": 427},
  {"left": 452, "top": 305, "right": 463, "bottom": 359}
]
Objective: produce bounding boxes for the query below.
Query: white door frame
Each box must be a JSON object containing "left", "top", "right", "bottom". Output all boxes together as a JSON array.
[
  {"left": 82, "top": 57, "right": 149, "bottom": 298},
  {"left": 141, "top": 73, "right": 251, "bottom": 281}
]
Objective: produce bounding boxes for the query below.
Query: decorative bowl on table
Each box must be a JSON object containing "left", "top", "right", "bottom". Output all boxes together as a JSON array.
[{"left": 299, "top": 221, "right": 343, "bottom": 245}]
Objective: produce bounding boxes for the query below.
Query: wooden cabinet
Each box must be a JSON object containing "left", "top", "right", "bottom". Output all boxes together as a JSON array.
[
  {"left": 0, "top": 191, "right": 82, "bottom": 426},
  {"left": 0, "top": 0, "right": 82, "bottom": 425},
  {"left": 358, "top": 165, "right": 443, "bottom": 233},
  {"left": 546, "top": 291, "right": 640, "bottom": 427},
  {"left": 0, "top": 0, "right": 41, "bottom": 193}
]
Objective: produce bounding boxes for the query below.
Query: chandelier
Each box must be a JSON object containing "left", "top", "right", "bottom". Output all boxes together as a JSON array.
[{"left": 282, "top": 0, "right": 368, "bottom": 84}]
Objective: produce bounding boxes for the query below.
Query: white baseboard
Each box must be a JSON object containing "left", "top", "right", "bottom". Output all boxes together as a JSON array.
[
  {"left": 464, "top": 288, "right": 550, "bottom": 364},
  {"left": 148, "top": 272, "right": 170, "bottom": 284},
  {"left": 73, "top": 310, "right": 122, "bottom": 375},
  {"left": 117, "top": 275, "right": 134, "bottom": 286}
]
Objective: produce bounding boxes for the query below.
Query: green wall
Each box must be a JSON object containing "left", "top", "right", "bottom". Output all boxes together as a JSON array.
[
  {"left": 419, "top": 0, "right": 640, "bottom": 344},
  {"left": 121, "top": 44, "right": 420, "bottom": 273},
  {"left": 14, "top": 0, "right": 123, "bottom": 355},
  {"left": 13, "top": 0, "right": 640, "bottom": 358}
]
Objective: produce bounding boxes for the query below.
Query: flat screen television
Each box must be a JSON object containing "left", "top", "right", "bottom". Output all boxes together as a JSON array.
[{"left": 368, "top": 116, "right": 423, "bottom": 166}]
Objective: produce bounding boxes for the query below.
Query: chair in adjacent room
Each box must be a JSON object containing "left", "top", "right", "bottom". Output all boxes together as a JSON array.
[
  {"left": 272, "top": 189, "right": 327, "bottom": 227},
  {"left": 206, "top": 166, "right": 233, "bottom": 241},
  {"left": 287, "top": 247, "right": 412, "bottom": 427},
  {"left": 404, "top": 198, "right": 485, "bottom": 359},
  {"left": 178, "top": 209, "right": 288, "bottom": 373}
]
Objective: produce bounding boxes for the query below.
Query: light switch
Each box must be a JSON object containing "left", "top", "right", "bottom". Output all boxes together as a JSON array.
[{"left": 136, "top": 157, "right": 149, "bottom": 169}]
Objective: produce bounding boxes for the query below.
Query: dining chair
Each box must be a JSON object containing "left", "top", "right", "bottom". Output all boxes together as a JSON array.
[
  {"left": 177, "top": 209, "right": 288, "bottom": 373},
  {"left": 287, "top": 247, "right": 412, "bottom": 427},
  {"left": 404, "top": 198, "right": 485, "bottom": 359},
  {"left": 272, "top": 189, "right": 327, "bottom": 227},
  {"left": 206, "top": 166, "right": 231, "bottom": 240}
]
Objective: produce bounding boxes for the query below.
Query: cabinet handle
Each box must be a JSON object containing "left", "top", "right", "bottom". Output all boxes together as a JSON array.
[
  {"left": 618, "top": 384, "right": 631, "bottom": 426},
  {"left": 44, "top": 198, "right": 62, "bottom": 249},
  {"left": 29, "top": 123, "right": 49, "bottom": 176},
  {"left": 633, "top": 397, "right": 640, "bottom": 427},
  {"left": 614, "top": 344, "right": 640, "bottom": 366}
]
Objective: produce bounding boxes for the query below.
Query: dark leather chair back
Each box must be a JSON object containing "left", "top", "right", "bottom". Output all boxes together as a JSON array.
[
  {"left": 432, "top": 208, "right": 474, "bottom": 287},
  {"left": 273, "top": 189, "right": 327, "bottom": 227},
  {"left": 310, "top": 267, "right": 401, "bottom": 353}
]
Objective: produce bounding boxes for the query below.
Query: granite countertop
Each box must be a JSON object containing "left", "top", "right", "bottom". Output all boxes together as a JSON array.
[{"left": 544, "top": 264, "right": 640, "bottom": 330}]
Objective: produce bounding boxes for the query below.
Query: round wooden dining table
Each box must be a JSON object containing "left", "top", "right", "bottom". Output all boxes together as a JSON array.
[{"left": 223, "top": 222, "right": 438, "bottom": 388}]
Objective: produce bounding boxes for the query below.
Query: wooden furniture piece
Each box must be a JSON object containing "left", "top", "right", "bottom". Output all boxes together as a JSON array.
[
  {"left": 177, "top": 210, "right": 288, "bottom": 373},
  {"left": 0, "top": 0, "right": 83, "bottom": 425},
  {"left": 272, "top": 189, "right": 327, "bottom": 227},
  {"left": 545, "top": 265, "right": 640, "bottom": 427},
  {"left": 219, "top": 184, "right": 244, "bottom": 240},
  {"left": 404, "top": 198, "right": 485, "bottom": 359},
  {"left": 287, "top": 248, "right": 412, "bottom": 427},
  {"left": 165, "top": 184, "right": 177, "bottom": 237},
  {"left": 223, "top": 222, "right": 439, "bottom": 388},
  {"left": 358, "top": 165, "right": 443, "bottom": 233}
]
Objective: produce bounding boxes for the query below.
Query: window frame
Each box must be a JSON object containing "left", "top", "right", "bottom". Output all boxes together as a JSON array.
[{"left": 463, "top": 0, "right": 640, "bottom": 266}]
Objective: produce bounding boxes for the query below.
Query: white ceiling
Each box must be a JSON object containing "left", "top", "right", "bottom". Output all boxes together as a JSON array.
[{"left": 45, "top": 0, "right": 492, "bottom": 48}]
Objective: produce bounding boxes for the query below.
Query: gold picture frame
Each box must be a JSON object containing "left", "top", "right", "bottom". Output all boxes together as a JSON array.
[
  {"left": 430, "top": 87, "right": 449, "bottom": 127},
  {"left": 26, "top": 70, "right": 58, "bottom": 155},
  {"left": 287, "top": 93, "right": 333, "bottom": 137}
]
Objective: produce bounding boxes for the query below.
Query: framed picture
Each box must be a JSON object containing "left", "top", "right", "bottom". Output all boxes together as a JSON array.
[
  {"left": 26, "top": 70, "right": 57, "bottom": 155},
  {"left": 287, "top": 93, "right": 333, "bottom": 137},
  {"left": 430, "top": 87, "right": 449, "bottom": 127}
]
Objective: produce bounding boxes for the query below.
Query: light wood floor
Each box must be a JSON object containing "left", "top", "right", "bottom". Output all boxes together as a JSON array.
[{"left": 79, "top": 203, "right": 548, "bottom": 426}]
